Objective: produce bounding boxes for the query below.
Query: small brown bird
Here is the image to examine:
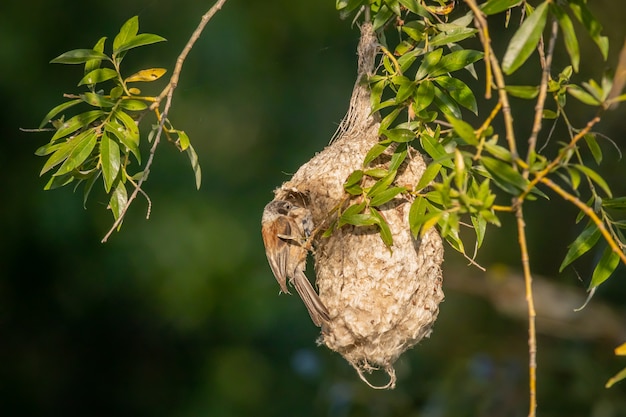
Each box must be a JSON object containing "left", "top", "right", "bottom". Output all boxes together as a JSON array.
[{"left": 261, "top": 200, "right": 330, "bottom": 327}]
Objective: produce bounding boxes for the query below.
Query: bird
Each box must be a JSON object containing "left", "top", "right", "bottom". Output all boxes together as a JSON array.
[{"left": 261, "top": 199, "right": 330, "bottom": 327}]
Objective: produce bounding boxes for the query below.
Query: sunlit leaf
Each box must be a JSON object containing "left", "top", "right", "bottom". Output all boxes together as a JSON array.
[
  {"left": 567, "top": 85, "right": 601, "bottom": 106},
  {"left": 429, "top": 50, "right": 484, "bottom": 77},
  {"left": 504, "top": 85, "right": 539, "bottom": 99},
  {"left": 434, "top": 76, "right": 477, "bottom": 114},
  {"left": 415, "top": 162, "right": 442, "bottom": 191},
  {"left": 502, "top": 1, "right": 549, "bottom": 74},
  {"left": 567, "top": 0, "right": 609, "bottom": 60},
  {"left": 125, "top": 68, "right": 167, "bottom": 83},
  {"left": 50, "top": 49, "right": 110, "bottom": 64},
  {"left": 606, "top": 367, "right": 626, "bottom": 388},
  {"left": 572, "top": 164, "right": 613, "bottom": 197},
  {"left": 113, "top": 16, "right": 139, "bottom": 53},
  {"left": 589, "top": 245, "right": 620, "bottom": 289},
  {"left": 38, "top": 99, "right": 82, "bottom": 129},
  {"left": 186, "top": 144, "right": 202, "bottom": 189},
  {"left": 50, "top": 110, "right": 104, "bottom": 142},
  {"left": 370, "top": 186, "right": 406, "bottom": 207},
  {"left": 370, "top": 208, "right": 393, "bottom": 247},
  {"left": 100, "top": 132, "right": 121, "bottom": 193},
  {"left": 81, "top": 92, "right": 116, "bottom": 108},
  {"left": 109, "top": 181, "right": 128, "bottom": 225},
  {"left": 481, "top": 0, "right": 522, "bottom": 15},
  {"left": 413, "top": 80, "right": 436, "bottom": 113},
  {"left": 584, "top": 134, "right": 602, "bottom": 164},
  {"left": 416, "top": 48, "right": 444, "bottom": 80},
  {"left": 53, "top": 130, "right": 98, "bottom": 176},
  {"left": 446, "top": 114, "right": 477, "bottom": 145},
  {"left": 481, "top": 156, "right": 528, "bottom": 194},
  {"left": 78, "top": 68, "right": 118, "bottom": 86},
  {"left": 551, "top": 3, "right": 580, "bottom": 72},
  {"left": 120, "top": 99, "right": 148, "bottom": 111},
  {"left": 433, "top": 85, "right": 462, "bottom": 118},
  {"left": 559, "top": 222, "right": 601, "bottom": 272}
]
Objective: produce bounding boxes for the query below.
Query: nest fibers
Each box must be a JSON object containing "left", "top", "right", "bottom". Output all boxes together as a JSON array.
[{"left": 269, "top": 23, "right": 444, "bottom": 389}]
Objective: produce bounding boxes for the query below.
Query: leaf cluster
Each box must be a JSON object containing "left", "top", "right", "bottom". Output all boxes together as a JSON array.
[
  {"left": 335, "top": 0, "right": 626, "bottom": 286},
  {"left": 33, "top": 16, "right": 200, "bottom": 226}
]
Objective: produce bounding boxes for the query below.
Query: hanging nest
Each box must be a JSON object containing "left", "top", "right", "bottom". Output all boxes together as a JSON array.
[{"left": 268, "top": 22, "right": 444, "bottom": 389}]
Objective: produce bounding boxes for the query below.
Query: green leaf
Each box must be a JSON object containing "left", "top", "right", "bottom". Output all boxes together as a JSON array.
[
  {"left": 572, "top": 164, "right": 612, "bottom": 197},
  {"left": 370, "top": 186, "right": 406, "bottom": 207},
  {"left": 409, "top": 197, "right": 427, "bottom": 238},
  {"left": 50, "top": 110, "right": 104, "bottom": 142},
  {"left": 567, "top": 0, "right": 609, "bottom": 60},
  {"left": 429, "top": 27, "right": 477, "bottom": 48},
  {"left": 551, "top": 4, "right": 580, "bottom": 73},
  {"left": 370, "top": 208, "right": 394, "bottom": 247},
  {"left": 606, "top": 366, "right": 626, "bottom": 389},
  {"left": 177, "top": 130, "right": 190, "bottom": 151},
  {"left": 38, "top": 99, "right": 82, "bottom": 129},
  {"left": 115, "top": 33, "right": 167, "bottom": 54},
  {"left": 380, "top": 107, "right": 402, "bottom": 131},
  {"left": 115, "top": 111, "right": 140, "bottom": 146},
  {"left": 100, "top": 133, "right": 121, "bottom": 193},
  {"left": 50, "top": 49, "right": 110, "bottom": 64},
  {"left": 113, "top": 16, "right": 139, "bottom": 53},
  {"left": 398, "top": 0, "right": 430, "bottom": 17},
  {"left": 372, "top": 4, "right": 394, "bottom": 31},
  {"left": 395, "top": 76, "right": 416, "bottom": 103},
  {"left": 433, "top": 86, "right": 461, "bottom": 119},
  {"left": 504, "top": 85, "right": 539, "bottom": 99},
  {"left": 434, "top": 76, "right": 477, "bottom": 114},
  {"left": 481, "top": 156, "right": 528, "bottom": 194},
  {"left": 416, "top": 48, "right": 444, "bottom": 80},
  {"left": 382, "top": 128, "right": 415, "bottom": 143},
  {"left": 481, "top": 0, "right": 522, "bottom": 15},
  {"left": 53, "top": 130, "right": 98, "bottom": 176},
  {"left": 446, "top": 114, "right": 477, "bottom": 145},
  {"left": 84, "top": 37, "right": 107, "bottom": 75},
  {"left": 602, "top": 197, "right": 626, "bottom": 210},
  {"left": 78, "top": 68, "right": 118, "bottom": 86},
  {"left": 584, "top": 134, "right": 602, "bottom": 164},
  {"left": 389, "top": 143, "right": 408, "bottom": 172},
  {"left": 420, "top": 132, "right": 454, "bottom": 168},
  {"left": 368, "top": 171, "right": 397, "bottom": 197},
  {"left": 105, "top": 120, "right": 141, "bottom": 164},
  {"left": 471, "top": 214, "right": 487, "bottom": 248},
  {"left": 415, "top": 162, "right": 442, "bottom": 191},
  {"left": 344, "top": 170, "right": 364, "bottom": 195},
  {"left": 120, "top": 99, "right": 148, "bottom": 111},
  {"left": 567, "top": 85, "right": 601, "bottom": 106},
  {"left": 186, "top": 144, "right": 202, "bottom": 189},
  {"left": 109, "top": 181, "right": 128, "bottom": 224},
  {"left": 429, "top": 50, "right": 484, "bottom": 78},
  {"left": 81, "top": 92, "right": 116, "bottom": 108},
  {"left": 502, "top": 1, "right": 549, "bottom": 74},
  {"left": 413, "top": 80, "right": 435, "bottom": 113},
  {"left": 364, "top": 143, "right": 389, "bottom": 166},
  {"left": 125, "top": 68, "right": 167, "bottom": 83},
  {"left": 559, "top": 223, "right": 601, "bottom": 272},
  {"left": 83, "top": 169, "right": 101, "bottom": 208},
  {"left": 589, "top": 245, "right": 621, "bottom": 289}
]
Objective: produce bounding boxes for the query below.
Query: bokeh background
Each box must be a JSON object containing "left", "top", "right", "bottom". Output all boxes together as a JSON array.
[{"left": 2, "top": 1, "right": 626, "bottom": 416}]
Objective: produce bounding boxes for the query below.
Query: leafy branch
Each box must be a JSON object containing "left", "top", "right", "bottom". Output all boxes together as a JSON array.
[
  {"left": 336, "top": 0, "right": 626, "bottom": 410},
  {"left": 30, "top": 0, "right": 228, "bottom": 242}
]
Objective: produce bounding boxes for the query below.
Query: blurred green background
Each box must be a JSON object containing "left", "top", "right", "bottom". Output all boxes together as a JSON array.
[{"left": 2, "top": 1, "right": 626, "bottom": 416}]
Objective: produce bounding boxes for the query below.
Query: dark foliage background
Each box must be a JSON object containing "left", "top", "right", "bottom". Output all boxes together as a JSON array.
[{"left": 1, "top": 1, "right": 626, "bottom": 416}]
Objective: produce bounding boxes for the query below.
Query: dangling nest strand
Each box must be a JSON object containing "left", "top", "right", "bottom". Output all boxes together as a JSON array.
[{"left": 269, "top": 22, "right": 444, "bottom": 389}]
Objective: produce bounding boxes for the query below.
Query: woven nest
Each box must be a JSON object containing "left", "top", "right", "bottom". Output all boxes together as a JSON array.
[{"left": 270, "top": 23, "right": 444, "bottom": 389}]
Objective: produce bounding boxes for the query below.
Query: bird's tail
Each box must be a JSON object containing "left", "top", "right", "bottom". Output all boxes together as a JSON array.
[{"left": 292, "top": 270, "right": 330, "bottom": 327}]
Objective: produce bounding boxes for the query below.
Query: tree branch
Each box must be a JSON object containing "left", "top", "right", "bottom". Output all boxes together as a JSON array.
[{"left": 101, "top": 0, "right": 229, "bottom": 243}]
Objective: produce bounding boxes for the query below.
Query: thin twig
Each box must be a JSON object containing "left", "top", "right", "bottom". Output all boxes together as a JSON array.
[
  {"left": 101, "top": 0, "right": 228, "bottom": 243},
  {"left": 526, "top": 20, "right": 558, "bottom": 171},
  {"left": 464, "top": 0, "right": 518, "bottom": 159},
  {"left": 514, "top": 203, "right": 537, "bottom": 417},
  {"left": 540, "top": 177, "right": 626, "bottom": 266}
]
